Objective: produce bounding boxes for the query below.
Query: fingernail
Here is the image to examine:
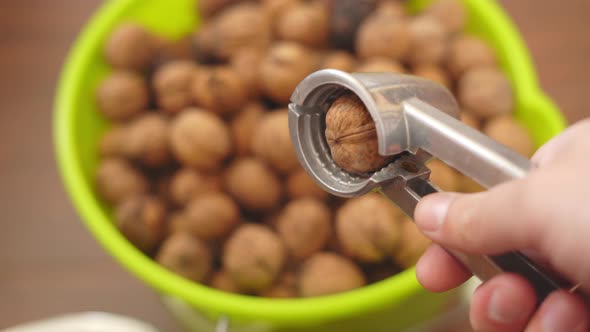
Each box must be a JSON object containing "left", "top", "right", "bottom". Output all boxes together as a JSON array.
[
  {"left": 542, "top": 294, "right": 587, "bottom": 332},
  {"left": 488, "top": 287, "right": 530, "bottom": 324},
  {"left": 416, "top": 193, "right": 454, "bottom": 232}
]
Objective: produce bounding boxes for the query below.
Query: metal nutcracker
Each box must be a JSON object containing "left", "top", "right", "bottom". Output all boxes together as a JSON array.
[{"left": 288, "top": 69, "right": 574, "bottom": 303}]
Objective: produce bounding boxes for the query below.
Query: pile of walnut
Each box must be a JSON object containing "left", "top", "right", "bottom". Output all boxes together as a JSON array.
[{"left": 95, "top": 0, "right": 534, "bottom": 298}]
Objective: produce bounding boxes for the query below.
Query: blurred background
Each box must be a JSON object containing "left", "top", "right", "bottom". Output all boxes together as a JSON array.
[{"left": 0, "top": 0, "right": 588, "bottom": 331}]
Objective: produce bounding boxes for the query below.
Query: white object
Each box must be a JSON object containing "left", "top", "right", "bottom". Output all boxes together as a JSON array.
[{"left": 2, "top": 312, "right": 160, "bottom": 332}]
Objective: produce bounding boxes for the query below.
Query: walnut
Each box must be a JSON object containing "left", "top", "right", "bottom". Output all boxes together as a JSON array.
[
  {"left": 259, "top": 272, "right": 297, "bottom": 298},
  {"left": 150, "top": 37, "right": 194, "bottom": 67},
  {"left": 193, "top": 3, "right": 272, "bottom": 61},
  {"left": 460, "top": 111, "right": 480, "bottom": 130},
  {"left": 104, "top": 23, "right": 159, "bottom": 71},
  {"left": 230, "top": 48, "right": 265, "bottom": 98},
  {"left": 427, "top": 159, "right": 459, "bottom": 192},
  {"left": 336, "top": 193, "right": 403, "bottom": 263},
  {"left": 447, "top": 36, "right": 496, "bottom": 78},
  {"left": 375, "top": 0, "right": 408, "bottom": 18},
  {"left": 96, "top": 158, "right": 148, "bottom": 204},
  {"left": 484, "top": 115, "right": 534, "bottom": 157},
  {"left": 259, "top": 42, "right": 318, "bottom": 103},
  {"left": 325, "top": 93, "right": 393, "bottom": 174},
  {"left": 424, "top": 0, "right": 466, "bottom": 34},
  {"left": 169, "top": 168, "right": 219, "bottom": 206},
  {"left": 98, "top": 126, "right": 126, "bottom": 157},
  {"left": 223, "top": 224, "right": 286, "bottom": 292},
  {"left": 458, "top": 67, "right": 514, "bottom": 119},
  {"left": 156, "top": 232, "right": 212, "bottom": 282},
  {"left": 223, "top": 158, "right": 282, "bottom": 211},
  {"left": 96, "top": 71, "right": 148, "bottom": 122},
  {"left": 276, "top": 1, "right": 329, "bottom": 48},
  {"left": 392, "top": 218, "right": 431, "bottom": 268},
  {"left": 356, "top": 57, "right": 405, "bottom": 73},
  {"left": 406, "top": 15, "right": 448, "bottom": 65},
  {"left": 356, "top": 13, "right": 410, "bottom": 60},
  {"left": 124, "top": 113, "right": 170, "bottom": 167},
  {"left": 192, "top": 66, "right": 247, "bottom": 115},
  {"left": 197, "top": 0, "right": 246, "bottom": 18},
  {"left": 286, "top": 169, "right": 328, "bottom": 201},
  {"left": 412, "top": 64, "right": 450, "bottom": 88},
  {"left": 318, "top": 51, "right": 357, "bottom": 72},
  {"left": 277, "top": 198, "right": 332, "bottom": 260},
  {"left": 115, "top": 195, "right": 167, "bottom": 253},
  {"left": 153, "top": 60, "right": 199, "bottom": 114},
  {"left": 209, "top": 270, "right": 241, "bottom": 293},
  {"left": 459, "top": 175, "right": 485, "bottom": 193},
  {"left": 252, "top": 110, "right": 300, "bottom": 174},
  {"left": 180, "top": 193, "right": 240, "bottom": 240},
  {"left": 230, "top": 103, "right": 265, "bottom": 156},
  {"left": 298, "top": 252, "right": 366, "bottom": 297},
  {"left": 169, "top": 109, "right": 232, "bottom": 170}
]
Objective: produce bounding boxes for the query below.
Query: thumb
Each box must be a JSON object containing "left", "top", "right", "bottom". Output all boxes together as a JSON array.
[{"left": 414, "top": 179, "right": 547, "bottom": 255}]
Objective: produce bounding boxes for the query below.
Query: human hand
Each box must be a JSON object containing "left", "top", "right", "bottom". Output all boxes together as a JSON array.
[{"left": 414, "top": 119, "right": 590, "bottom": 331}]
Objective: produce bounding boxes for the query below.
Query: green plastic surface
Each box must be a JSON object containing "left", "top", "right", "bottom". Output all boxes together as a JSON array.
[{"left": 54, "top": 0, "right": 566, "bottom": 331}]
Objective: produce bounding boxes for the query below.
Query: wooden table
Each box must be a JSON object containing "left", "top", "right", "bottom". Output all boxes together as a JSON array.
[{"left": 0, "top": 1, "right": 588, "bottom": 331}]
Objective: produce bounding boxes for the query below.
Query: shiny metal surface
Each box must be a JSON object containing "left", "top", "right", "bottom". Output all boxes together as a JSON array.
[{"left": 288, "top": 69, "right": 567, "bottom": 303}]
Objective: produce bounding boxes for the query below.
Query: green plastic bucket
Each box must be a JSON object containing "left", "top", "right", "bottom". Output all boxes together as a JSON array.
[{"left": 54, "top": 0, "right": 566, "bottom": 331}]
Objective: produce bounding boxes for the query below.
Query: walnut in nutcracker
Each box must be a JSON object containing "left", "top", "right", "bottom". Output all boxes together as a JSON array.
[
  {"left": 223, "top": 158, "right": 282, "bottom": 211},
  {"left": 156, "top": 232, "right": 212, "bottom": 282},
  {"left": 223, "top": 224, "right": 286, "bottom": 292},
  {"left": 192, "top": 66, "right": 248, "bottom": 115},
  {"left": 152, "top": 60, "right": 198, "bottom": 114},
  {"left": 96, "top": 71, "right": 148, "bottom": 122},
  {"left": 298, "top": 252, "right": 366, "bottom": 297},
  {"left": 259, "top": 42, "right": 318, "bottom": 104},
  {"left": 276, "top": 198, "right": 332, "bottom": 260},
  {"left": 252, "top": 110, "right": 300, "bottom": 174},
  {"left": 325, "top": 93, "right": 393, "bottom": 174},
  {"left": 169, "top": 108, "right": 232, "bottom": 170},
  {"left": 104, "top": 23, "right": 159, "bottom": 71},
  {"left": 96, "top": 158, "right": 149, "bottom": 205},
  {"left": 116, "top": 195, "right": 167, "bottom": 253},
  {"left": 336, "top": 193, "right": 403, "bottom": 263}
]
